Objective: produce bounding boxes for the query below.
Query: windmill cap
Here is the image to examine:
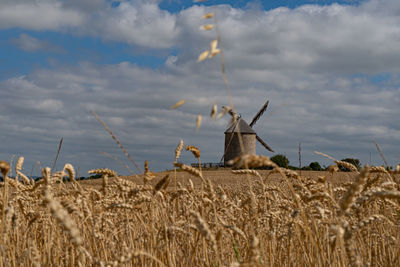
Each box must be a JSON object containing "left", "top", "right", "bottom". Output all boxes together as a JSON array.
[{"left": 225, "top": 118, "right": 256, "bottom": 134}]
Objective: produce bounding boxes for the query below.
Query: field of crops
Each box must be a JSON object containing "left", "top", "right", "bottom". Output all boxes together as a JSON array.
[{"left": 1, "top": 156, "right": 400, "bottom": 266}]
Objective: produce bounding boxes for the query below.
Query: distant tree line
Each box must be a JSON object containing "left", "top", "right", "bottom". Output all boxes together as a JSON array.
[{"left": 260, "top": 154, "right": 364, "bottom": 172}]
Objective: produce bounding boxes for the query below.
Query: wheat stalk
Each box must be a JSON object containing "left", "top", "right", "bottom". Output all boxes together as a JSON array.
[{"left": 174, "top": 162, "right": 204, "bottom": 180}]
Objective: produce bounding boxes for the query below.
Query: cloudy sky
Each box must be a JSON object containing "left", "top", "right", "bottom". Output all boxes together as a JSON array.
[{"left": 1, "top": 0, "right": 399, "bottom": 176}]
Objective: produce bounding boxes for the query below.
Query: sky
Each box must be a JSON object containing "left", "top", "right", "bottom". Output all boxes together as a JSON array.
[{"left": 1, "top": 0, "right": 399, "bottom": 177}]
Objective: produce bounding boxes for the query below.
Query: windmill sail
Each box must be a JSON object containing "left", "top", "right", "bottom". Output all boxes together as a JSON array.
[
  {"left": 249, "top": 100, "right": 269, "bottom": 128},
  {"left": 256, "top": 135, "right": 274, "bottom": 152}
]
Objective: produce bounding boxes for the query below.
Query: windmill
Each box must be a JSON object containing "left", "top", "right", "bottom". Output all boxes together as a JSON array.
[{"left": 222, "top": 100, "right": 274, "bottom": 166}]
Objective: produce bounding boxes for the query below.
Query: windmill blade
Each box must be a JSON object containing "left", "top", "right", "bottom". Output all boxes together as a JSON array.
[
  {"left": 256, "top": 135, "right": 274, "bottom": 152},
  {"left": 221, "top": 106, "right": 235, "bottom": 117},
  {"left": 249, "top": 100, "right": 269, "bottom": 128}
]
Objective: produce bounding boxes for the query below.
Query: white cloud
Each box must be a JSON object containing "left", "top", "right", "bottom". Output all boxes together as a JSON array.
[
  {"left": 11, "top": 33, "right": 63, "bottom": 52},
  {"left": 0, "top": 0, "right": 180, "bottom": 49},
  {"left": 0, "top": 0, "right": 84, "bottom": 30},
  {"left": 35, "top": 99, "right": 64, "bottom": 112},
  {"left": 86, "top": 2, "right": 180, "bottom": 48},
  {"left": 1, "top": 57, "right": 399, "bottom": 174},
  {"left": 62, "top": 0, "right": 107, "bottom": 11},
  {"left": 2, "top": 0, "right": 400, "bottom": 57}
]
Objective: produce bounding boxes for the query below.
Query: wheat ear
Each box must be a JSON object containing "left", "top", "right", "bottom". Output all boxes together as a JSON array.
[{"left": 340, "top": 167, "right": 370, "bottom": 214}]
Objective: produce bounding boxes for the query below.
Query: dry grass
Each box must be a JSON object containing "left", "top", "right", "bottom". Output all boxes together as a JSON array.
[{"left": 1, "top": 155, "right": 400, "bottom": 266}]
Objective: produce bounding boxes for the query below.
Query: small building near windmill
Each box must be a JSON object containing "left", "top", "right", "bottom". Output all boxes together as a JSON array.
[{"left": 224, "top": 118, "right": 256, "bottom": 166}]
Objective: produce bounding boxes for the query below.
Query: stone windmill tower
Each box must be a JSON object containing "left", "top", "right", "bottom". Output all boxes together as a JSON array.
[{"left": 223, "top": 100, "right": 274, "bottom": 166}]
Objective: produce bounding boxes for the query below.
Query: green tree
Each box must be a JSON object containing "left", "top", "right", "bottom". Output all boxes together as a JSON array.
[
  {"left": 340, "top": 158, "right": 361, "bottom": 172},
  {"left": 309, "top": 162, "right": 322, "bottom": 171},
  {"left": 271, "top": 154, "right": 289, "bottom": 168}
]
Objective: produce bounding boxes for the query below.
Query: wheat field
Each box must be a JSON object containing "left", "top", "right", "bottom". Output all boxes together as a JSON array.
[
  {"left": 1, "top": 0, "right": 398, "bottom": 266},
  {"left": 1, "top": 153, "right": 400, "bottom": 267},
  {"left": 1, "top": 5, "right": 399, "bottom": 266}
]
